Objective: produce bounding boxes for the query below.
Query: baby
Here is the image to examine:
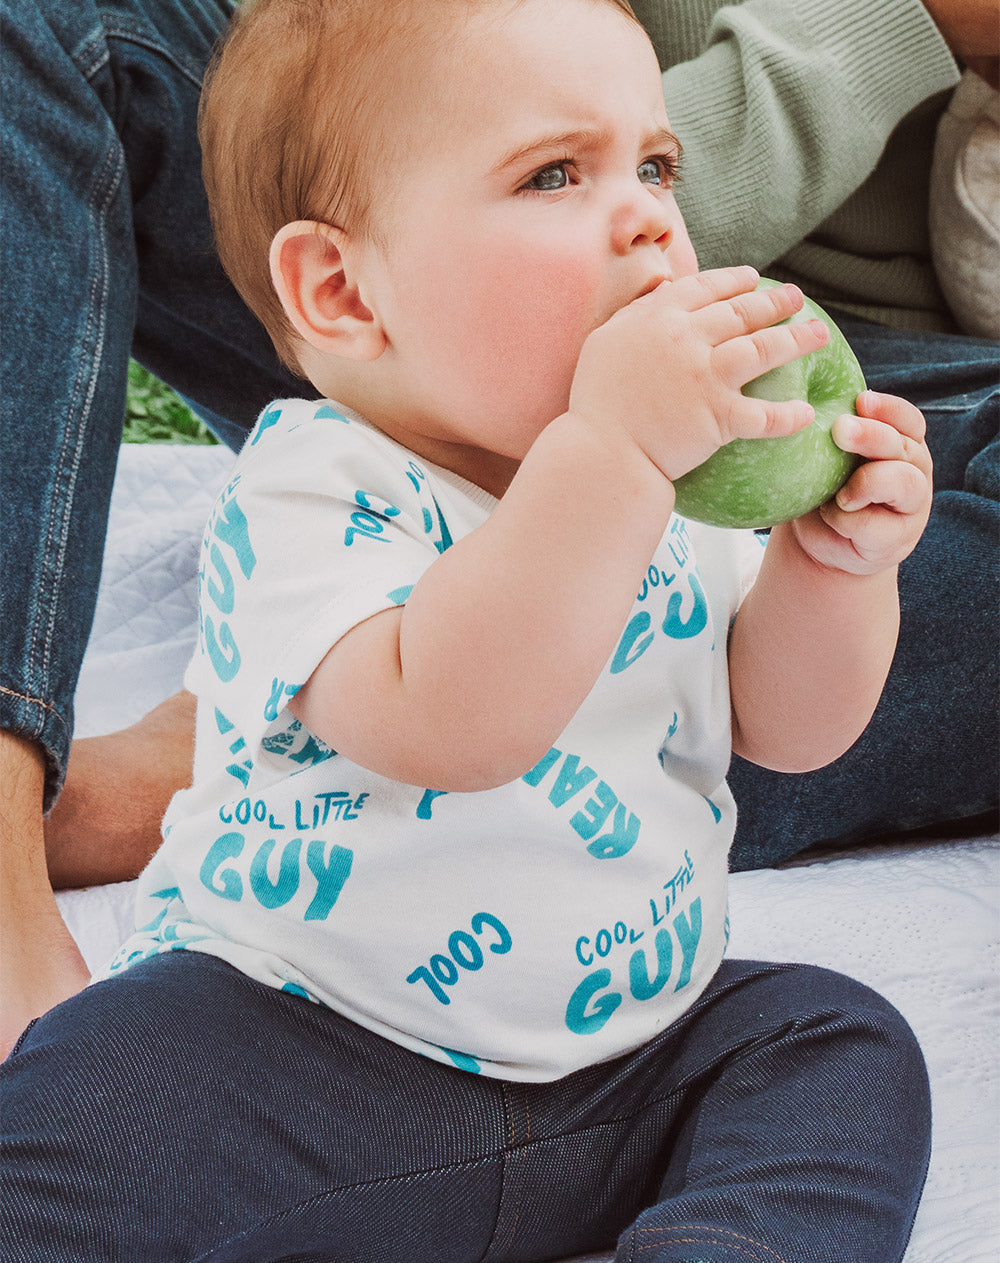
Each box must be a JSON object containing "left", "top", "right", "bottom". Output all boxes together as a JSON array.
[{"left": 2, "top": 1, "right": 935, "bottom": 1259}]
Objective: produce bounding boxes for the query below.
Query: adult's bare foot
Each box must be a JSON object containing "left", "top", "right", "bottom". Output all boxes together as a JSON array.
[{"left": 44, "top": 691, "right": 196, "bottom": 890}]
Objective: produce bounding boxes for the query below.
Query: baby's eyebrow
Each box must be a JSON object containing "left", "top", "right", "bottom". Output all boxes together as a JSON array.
[{"left": 491, "top": 124, "right": 681, "bottom": 175}]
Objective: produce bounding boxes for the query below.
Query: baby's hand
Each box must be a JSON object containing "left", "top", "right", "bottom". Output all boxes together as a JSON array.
[
  {"left": 569, "top": 267, "right": 829, "bottom": 482},
  {"left": 791, "top": 392, "right": 933, "bottom": 574}
]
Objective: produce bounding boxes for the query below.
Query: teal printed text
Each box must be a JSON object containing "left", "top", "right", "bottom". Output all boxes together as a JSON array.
[
  {"left": 522, "top": 748, "right": 640, "bottom": 858},
  {"left": 344, "top": 489, "right": 401, "bottom": 547},
  {"left": 573, "top": 851, "right": 696, "bottom": 966},
  {"left": 402, "top": 460, "right": 453, "bottom": 553},
  {"left": 215, "top": 708, "right": 253, "bottom": 787},
  {"left": 565, "top": 897, "right": 703, "bottom": 1035},
  {"left": 217, "top": 791, "right": 368, "bottom": 831},
  {"left": 650, "top": 850, "right": 696, "bottom": 922},
  {"left": 250, "top": 404, "right": 282, "bottom": 445},
  {"left": 199, "top": 831, "right": 354, "bottom": 921},
  {"left": 261, "top": 717, "right": 336, "bottom": 769},
  {"left": 406, "top": 912, "right": 512, "bottom": 1005},
  {"left": 610, "top": 520, "right": 708, "bottom": 673},
  {"left": 200, "top": 478, "right": 257, "bottom": 683}
]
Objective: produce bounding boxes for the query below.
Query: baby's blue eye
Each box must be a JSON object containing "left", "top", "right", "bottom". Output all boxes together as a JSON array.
[
  {"left": 638, "top": 159, "right": 663, "bottom": 185},
  {"left": 524, "top": 163, "right": 570, "bottom": 192}
]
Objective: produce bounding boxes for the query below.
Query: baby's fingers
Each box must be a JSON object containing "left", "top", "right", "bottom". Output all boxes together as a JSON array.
[
  {"left": 651, "top": 265, "right": 761, "bottom": 313},
  {"left": 695, "top": 280, "right": 808, "bottom": 345},
  {"left": 832, "top": 407, "right": 931, "bottom": 475},
  {"left": 715, "top": 316, "right": 829, "bottom": 394},
  {"left": 855, "top": 390, "right": 927, "bottom": 443},
  {"left": 725, "top": 393, "right": 816, "bottom": 442},
  {"left": 829, "top": 458, "right": 930, "bottom": 517}
]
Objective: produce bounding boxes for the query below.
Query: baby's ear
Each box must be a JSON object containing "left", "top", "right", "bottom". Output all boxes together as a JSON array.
[{"left": 269, "top": 221, "right": 386, "bottom": 360}]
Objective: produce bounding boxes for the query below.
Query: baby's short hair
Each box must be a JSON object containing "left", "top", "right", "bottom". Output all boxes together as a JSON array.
[{"left": 199, "top": 0, "right": 639, "bottom": 371}]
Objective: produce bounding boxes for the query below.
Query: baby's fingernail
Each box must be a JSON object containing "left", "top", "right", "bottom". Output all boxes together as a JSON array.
[
  {"left": 808, "top": 318, "right": 828, "bottom": 340},
  {"left": 833, "top": 415, "right": 859, "bottom": 447},
  {"left": 858, "top": 390, "right": 880, "bottom": 411}
]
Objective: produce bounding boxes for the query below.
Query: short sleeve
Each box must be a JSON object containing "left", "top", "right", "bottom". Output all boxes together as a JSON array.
[{"left": 185, "top": 400, "right": 459, "bottom": 766}]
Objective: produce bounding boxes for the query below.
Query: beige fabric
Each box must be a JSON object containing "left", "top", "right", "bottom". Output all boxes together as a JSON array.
[{"left": 930, "top": 70, "right": 1000, "bottom": 341}]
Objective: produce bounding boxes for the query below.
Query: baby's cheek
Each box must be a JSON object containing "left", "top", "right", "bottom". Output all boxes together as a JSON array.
[{"left": 455, "top": 249, "right": 600, "bottom": 400}]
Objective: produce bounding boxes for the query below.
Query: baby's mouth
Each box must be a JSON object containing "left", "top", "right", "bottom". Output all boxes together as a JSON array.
[
  {"left": 593, "top": 275, "right": 672, "bottom": 333},
  {"left": 634, "top": 275, "right": 669, "bottom": 301}
]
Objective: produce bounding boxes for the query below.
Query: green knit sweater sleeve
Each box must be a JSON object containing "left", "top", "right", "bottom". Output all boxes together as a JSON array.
[{"left": 633, "top": 0, "right": 961, "bottom": 328}]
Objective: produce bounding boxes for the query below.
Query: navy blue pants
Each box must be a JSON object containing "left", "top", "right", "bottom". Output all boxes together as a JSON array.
[{"left": 2, "top": 951, "right": 930, "bottom": 1262}]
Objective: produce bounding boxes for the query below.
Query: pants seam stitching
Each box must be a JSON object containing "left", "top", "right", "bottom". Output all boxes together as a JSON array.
[
  {"left": 0, "top": 685, "right": 71, "bottom": 741},
  {"left": 32, "top": 139, "right": 122, "bottom": 696},
  {"left": 188, "top": 1153, "right": 503, "bottom": 1263},
  {"left": 636, "top": 1223, "right": 789, "bottom": 1262},
  {"left": 634, "top": 1231, "right": 786, "bottom": 1262},
  {"left": 102, "top": 21, "right": 214, "bottom": 89}
]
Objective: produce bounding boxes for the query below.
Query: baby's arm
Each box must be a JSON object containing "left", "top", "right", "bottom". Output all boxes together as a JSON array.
[
  {"left": 290, "top": 269, "right": 825, "bottom": 790},
  {"left": 728, "top": 391, "right": 933, "bottom": 771},
  {"left": 294, "top": 418, "right": 672, "bottom": 790}
]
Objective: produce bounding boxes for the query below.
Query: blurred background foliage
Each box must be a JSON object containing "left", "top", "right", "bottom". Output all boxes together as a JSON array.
[{"left": 123, "top": 361, "right": 218, "bottom": 444}]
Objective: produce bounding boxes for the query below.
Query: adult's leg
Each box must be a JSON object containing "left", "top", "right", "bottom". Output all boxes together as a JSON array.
[
  {"left": 0, "top": 0, "right": 299, "bottom": 1051},
  {"left": 0, "top": 0, "right": 300, "bottom": 809},
  {"left": 44, "top": 690, "right": 196, "bottom": 889},
  {"left": 730, "top": 321, "right": 999, "bottom": 869},
  {"left": 0, "top": 737, "right": 89, "bottom": 1058}
]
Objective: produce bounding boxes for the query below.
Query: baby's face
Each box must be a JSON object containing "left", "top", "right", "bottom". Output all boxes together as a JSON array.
[{"left": 357, "top": 0, "right": 698, "bottom": 487}]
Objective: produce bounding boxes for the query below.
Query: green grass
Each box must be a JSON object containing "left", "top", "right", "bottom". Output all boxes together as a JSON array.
[{"left": 123, "top": 361, "right": 218, "bottom": 445}]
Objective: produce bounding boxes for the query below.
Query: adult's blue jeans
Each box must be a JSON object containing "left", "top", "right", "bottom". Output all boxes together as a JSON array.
[
  {"left": 1, "top": 0, "right": 305, "bottom": 806},
  {"left": 2, "top": 0, "right": 997, "bottom": 861},
  {"left": 0, "top": 950, "right": 931, "bottom": 1262}
]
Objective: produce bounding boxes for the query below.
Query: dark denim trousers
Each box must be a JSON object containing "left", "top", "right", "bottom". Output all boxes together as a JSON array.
[
  {"left": 1, "top": 0, "right": 997, "bottom": 858},
  {"left": 0, "top": 950, "right": 931, "bottom": 1262}
]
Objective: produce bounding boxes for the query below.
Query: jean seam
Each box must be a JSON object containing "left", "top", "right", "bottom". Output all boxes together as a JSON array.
[
  {"left": 3, "top": 1017, "right": 41, "bottom": 1064},
  {"left": 0, "top": 687, "right": 70, "bottom": 762},
  {"left": 29, "top": 137, "right": 123, "bottom": 710},
  {"left": 632, "top": 1226, "right": 789, "bottom": 1262},
  {"left": 69, "top": 25, "right": 111, "bottom": 80},
  {"left": 0, "top": 685, "right": 70, "bottom": 741},
  {"left": 187, "top": 1153, "right": 504, "bottom": 1263},
  {"left": 69, "top": 10, "right": 213, "bottom": 89},
  {"left": 477, "top": 1082, "right": 523, "bottom": 1261},
  {"left": 102, "top": 19, "right": 213, "bottom": 88}
]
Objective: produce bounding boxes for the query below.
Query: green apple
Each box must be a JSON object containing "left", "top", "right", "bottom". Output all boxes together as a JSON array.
[{"left": 672, "top": 278, "right": 866, "bottom": 530}]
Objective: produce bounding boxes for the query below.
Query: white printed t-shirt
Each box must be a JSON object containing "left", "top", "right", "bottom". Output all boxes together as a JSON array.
[{"left": 102, "top": 399, "right": 765, "bottom": 1082}]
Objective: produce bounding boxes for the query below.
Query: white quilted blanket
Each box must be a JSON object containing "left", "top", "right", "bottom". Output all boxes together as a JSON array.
[{"left": 60, "top": 443, "right": 999, "bottom": 1262}]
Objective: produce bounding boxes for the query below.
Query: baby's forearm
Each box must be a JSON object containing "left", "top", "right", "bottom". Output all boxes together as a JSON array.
[
  {"left": 291, "top": 414, "right": 673, "bottom": 790},
  {"left": 728, "top": 522, "right": 900, "bottom": 773}
]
